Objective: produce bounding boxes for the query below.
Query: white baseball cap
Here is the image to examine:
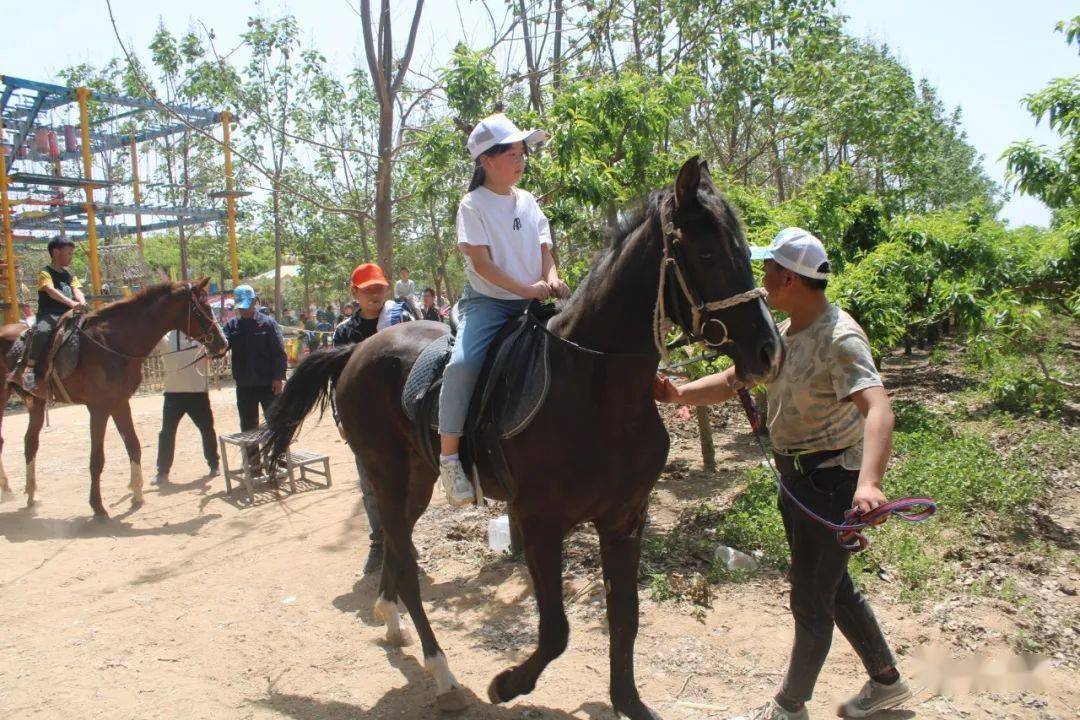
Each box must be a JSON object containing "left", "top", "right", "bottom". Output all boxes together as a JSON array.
[
  {"left": 467, "top": 113, "right": 548, "bottom": 159},
  {"left": 750, "top": 227, "right": 831, "bottom": 280}
]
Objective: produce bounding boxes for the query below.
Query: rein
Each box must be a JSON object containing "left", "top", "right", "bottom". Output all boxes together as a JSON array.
[
  {"left": 653, "top": 196, "right": 766, "bottom": 366},
  {"left": 77, "top": 284, "right": 220, "bottom": 364},
  {"left": 734, "top": 387, "right": 936, "bottom": 552}
]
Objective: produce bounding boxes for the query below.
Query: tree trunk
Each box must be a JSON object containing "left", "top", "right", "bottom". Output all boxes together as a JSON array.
[
  {"left": 375, "top": 107, "right": 394, "bottom": 277},
  {"left": 357, "top": 214, "right": 372, "bottom": 263},
  {"left": 695, "top": 405, "right": 715, "bottom": 470},
  {"left": 554, "top": 0, "right": 565, "bottom": 88},
  {"left": 517, "top": 0, "right": 544, "bottom": 113},
  {"left": 272, "top": 185, "right": 284, "bottom": 316},
  {"left": 178, "top": 224, "right": 189, "bottom": 281}
]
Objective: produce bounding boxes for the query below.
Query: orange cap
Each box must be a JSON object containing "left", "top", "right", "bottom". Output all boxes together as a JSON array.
[{"left": 350, "top": 263, "right": 389, "bottom": 289}]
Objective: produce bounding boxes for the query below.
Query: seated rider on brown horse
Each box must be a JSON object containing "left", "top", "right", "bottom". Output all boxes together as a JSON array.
[{"left": 8, "top": 236, "right": 89, "bottom": 391}]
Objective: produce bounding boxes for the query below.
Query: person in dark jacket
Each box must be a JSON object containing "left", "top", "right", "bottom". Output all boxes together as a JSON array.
[
  {"left": 419, "top": 287, "right": 442, "bottom": 322},
  {"left": 222, "top": 284, "right": 287, "bottom": 472},
  {"left": 332, "top": 263, "right": 413, "bottom": 574}
]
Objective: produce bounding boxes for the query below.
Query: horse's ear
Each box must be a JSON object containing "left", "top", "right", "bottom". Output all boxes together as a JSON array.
[
  {"left": 196, "top": 276, "right": 211, "bottom": 289},
  {"left": 674, "top": 155, "right": 702, "bottom": 210},
  {"left": 698, "top": 159, "right": 714, "bottom": 189}
]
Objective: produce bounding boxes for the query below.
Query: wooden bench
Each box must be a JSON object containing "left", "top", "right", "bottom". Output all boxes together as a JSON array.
[{"left": 218, "top": 429, "right": 331, "bottom": 504}]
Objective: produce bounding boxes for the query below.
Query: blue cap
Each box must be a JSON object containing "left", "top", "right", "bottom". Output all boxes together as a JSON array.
[{"left": 233, "top": 284, "right": 256, "bottom": 309}]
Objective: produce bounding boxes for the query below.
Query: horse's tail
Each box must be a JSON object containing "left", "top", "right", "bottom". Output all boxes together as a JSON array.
[{"left": 261, "top": 345, "right": 354, "bottom": 472}]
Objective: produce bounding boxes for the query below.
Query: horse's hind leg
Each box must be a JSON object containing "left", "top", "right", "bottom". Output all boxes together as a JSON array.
[
  {"left": 373, "top": 543, "right": 408, "bottom": 646},
  {"left": 596, "top": 507, "right": 660, "bottom": 720},
  {"left": 379, "top": 454, "right": 468, "bottom": 713},
  {"left": 111, "top": 401, "right": 144, "bottom": 507},
  {"left": 488, "top": 516, "right": 568, "bottom": 705},
  {"left": 23, "top": 397, "right": 45, "bottom": 507},
  {"left": 0, "top": 384, "right": 13, "bottom": 501}
]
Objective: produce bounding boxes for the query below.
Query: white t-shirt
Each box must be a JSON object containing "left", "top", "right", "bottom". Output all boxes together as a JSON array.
[
  {"left": 157, "top": 330, "right": 211, "bottom": 394},
  {"left": 456, "top": 185, "right": 552, "bottom": 300}
]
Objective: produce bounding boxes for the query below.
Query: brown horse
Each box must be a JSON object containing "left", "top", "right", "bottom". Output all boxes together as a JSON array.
[
  {"left": 0, "top": 277, "right": 228, "bottom": 518},
  {"left": 260, "top": 158, "right": 784, "bottom": 718}
]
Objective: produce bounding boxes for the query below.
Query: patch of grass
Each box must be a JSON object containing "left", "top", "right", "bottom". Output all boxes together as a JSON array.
[
  {"left": 704, "top": 398, "right": 1051, "bottom": 601},
  {"left": 713, "top": 467, "right": 789, "bottom": 570}
]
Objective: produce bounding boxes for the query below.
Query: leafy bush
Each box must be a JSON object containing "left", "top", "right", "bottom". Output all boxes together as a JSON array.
[{"left": 988, "top": 365, "right": 1067, "bottom": 417}]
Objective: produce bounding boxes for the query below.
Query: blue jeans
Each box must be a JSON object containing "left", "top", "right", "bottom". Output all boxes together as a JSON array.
[{"left": 438, "top": 287, "right": 529, "bottom": 437}]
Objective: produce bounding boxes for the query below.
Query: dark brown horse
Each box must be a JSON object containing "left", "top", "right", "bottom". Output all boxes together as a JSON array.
[
  {"left": 0, "top": 277, "right": 227, "bottom": 518},
  {"left": 260, "top": 159, "right": 783, "bottom": 718}
]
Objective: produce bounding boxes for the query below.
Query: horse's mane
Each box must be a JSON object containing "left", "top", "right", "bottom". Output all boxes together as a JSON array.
[
  {"left": 602, "top": 191, "right": 666, "bottom": 256},
  {"left": 90, "top": 282, "right": 178, "bottom": 317}
]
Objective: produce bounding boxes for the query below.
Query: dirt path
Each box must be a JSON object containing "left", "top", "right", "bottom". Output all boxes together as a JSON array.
[{"left": 0, "top": 387, "right": 1076, "bottom": 719}]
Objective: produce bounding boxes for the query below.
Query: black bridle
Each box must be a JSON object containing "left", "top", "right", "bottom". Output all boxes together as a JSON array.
[{"left": 654, "top": 197, "right": 766, "bottom": 365}]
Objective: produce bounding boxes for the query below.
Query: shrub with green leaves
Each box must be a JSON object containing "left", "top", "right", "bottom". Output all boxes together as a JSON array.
[{"left": 987, "top": 365, "right": 1067, "bottom": 417}]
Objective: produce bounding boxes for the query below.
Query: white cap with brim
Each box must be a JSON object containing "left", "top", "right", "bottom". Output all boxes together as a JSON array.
[
  {"left": 749, "top": 227, "right": 831, "bottom": 280},
  {"left": 467, "top": 113, "right": 548, "bottom": 159}
]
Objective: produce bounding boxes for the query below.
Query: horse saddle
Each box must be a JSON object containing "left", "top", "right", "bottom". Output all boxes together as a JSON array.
[
  {"left": 402, "top": 301, "right": 556, "bottom": 474},
  {"left": 7, "top": 313, "right": 86, "bottom": 382}
]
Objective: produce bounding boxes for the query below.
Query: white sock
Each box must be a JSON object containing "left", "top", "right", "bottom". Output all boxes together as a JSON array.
[{"left": 440, "top": 453, "right": 459, "bottom": 464}]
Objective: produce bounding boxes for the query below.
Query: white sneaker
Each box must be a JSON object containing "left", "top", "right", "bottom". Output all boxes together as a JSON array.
[
  {"left": 837, "top": 677, "right": 912, "bottom": 718},
  {"left": 731, "top": 700, "right": 809, "bottom": 720},
  {"left": 439, "top": 457, "right": 474, "bottom": 507}
]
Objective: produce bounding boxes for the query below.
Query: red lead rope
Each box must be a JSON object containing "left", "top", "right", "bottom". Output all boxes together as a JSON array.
[{"left": 736, "top": 388, "right": 937, "bottom": 552}]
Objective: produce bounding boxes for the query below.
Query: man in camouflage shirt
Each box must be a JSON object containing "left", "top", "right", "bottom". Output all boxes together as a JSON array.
[{"left": 655, "top": 229, "right": 912, "bottom": 720}]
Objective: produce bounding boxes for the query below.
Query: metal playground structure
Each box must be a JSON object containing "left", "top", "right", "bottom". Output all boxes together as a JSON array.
[{"left": 0, "top": 74, "right": 245, "bottom": 324}]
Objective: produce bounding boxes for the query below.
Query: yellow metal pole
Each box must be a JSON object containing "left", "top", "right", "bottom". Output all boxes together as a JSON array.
[
  {"left": 222, "top": 110, "right": 239, "bottom": 286},
  {"left": 129, "top": 139, "right": 144, "bottom": 253},
  {"left": 76, "top": 87, "right": 101, "bottom": 296},
  {"left": 0, "top": 118, "right": 19, "bottom": 324}
]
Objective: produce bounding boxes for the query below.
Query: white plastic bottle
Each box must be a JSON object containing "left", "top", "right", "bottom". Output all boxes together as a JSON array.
[{"left": 488, "top": 515, "right": 512, "bottom": 553}]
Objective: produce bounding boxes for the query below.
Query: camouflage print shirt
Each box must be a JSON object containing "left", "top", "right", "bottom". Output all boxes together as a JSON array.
[{"left": 766, "top": 304, "right": 882, "bottom": 471}]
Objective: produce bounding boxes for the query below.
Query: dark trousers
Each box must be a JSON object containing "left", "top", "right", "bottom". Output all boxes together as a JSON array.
[
  {"left": 236, "top": 385, "right": 275, "bottom": 467},
  {"left": 156, "top": 392, "right": 219, "bottom": 474},
  {"left": 355, "top": 456, "right": 383, "bottom": 544},
  {"left": 776, "top": 462, "right": 896, "bottom": 706},
  {"left": 28, "top": 313, "right": 60, "bottom": 364}
]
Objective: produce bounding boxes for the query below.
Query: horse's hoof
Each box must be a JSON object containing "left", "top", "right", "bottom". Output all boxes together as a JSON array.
[
  {"left": 384, "top": 628, "right": 413, "bottom": 647},
  {"left": 435, "top": 686, "right": 469, "bottom": 713},
  {"left": 25, "top": 497, "right": 35, "bottom": 508},
  {"left": 93, "top": 511, "right": 110, "bottom": 522},
  {"left": 131, "top": 497, "right": 144, "bottom": 509},
  {"left": 486, "top": 670, "right": 512, "bottom": 704},
  {"left": 613, "top": 698, "right": 662, "bottom": 720}
]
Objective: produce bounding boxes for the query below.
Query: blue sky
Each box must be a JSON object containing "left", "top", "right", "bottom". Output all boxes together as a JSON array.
[{"left": 4, "top": 0, "right": 1075, "bottom": 227}]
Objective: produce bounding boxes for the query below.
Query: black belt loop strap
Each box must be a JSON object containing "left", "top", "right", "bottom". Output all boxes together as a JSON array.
[{"left": 774, "top": 447, "right": 848, "bottom": 478}]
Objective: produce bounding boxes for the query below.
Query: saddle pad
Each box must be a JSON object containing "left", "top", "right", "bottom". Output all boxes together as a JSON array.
[
  {"left": 402, "top": 332, "right": 454, "bottom": 430},
  {"left": 52, "top": 319, "right": 82, "bottom": 380},
  {"left": 6, "top": 332, "right": 27, "bottom": 369}
]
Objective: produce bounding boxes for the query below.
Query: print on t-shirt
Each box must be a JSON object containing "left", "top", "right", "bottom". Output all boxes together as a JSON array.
[{"left": 513, "top": 217, "right": 521, "bottom": 230}]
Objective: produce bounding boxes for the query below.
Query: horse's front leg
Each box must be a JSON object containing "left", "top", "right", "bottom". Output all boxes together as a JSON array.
[
  {"left": 111, "top": 401, "right": 144, "bottom": 507},
  {"left": 597, "top": 506, "right": 661, "bottom": 720},
  {"left": 23, "top": 396, "right": 46, "bottom": 507},
  {"left": 88, "top": 405, "right": 110, "bottom": 519},
  {"left": 488, "top": 516, "right": 568, "bottom": 704}
]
